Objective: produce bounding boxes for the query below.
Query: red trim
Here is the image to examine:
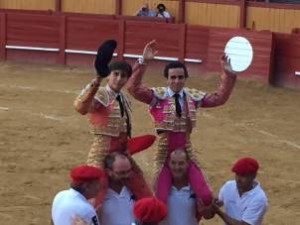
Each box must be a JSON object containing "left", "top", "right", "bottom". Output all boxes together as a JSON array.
[
  {"left": 178, "top": 0, "right": 185, "bottom": 23},
  {"left": 118, "top": 19, "right": 125, "bottom": 60},
  {"left": 55, "top": 11, "right": 115, "bottom": 20},
  {"left": 0, "top": 13, "right": 6, "bottom": 60},
  {"left": 55, "top": 0, "right": 61, "bottom": 13},
  {"left": 179, "top": 23, "right": 186, "bottom": 61},
  {"left": 247, "top": 1, "right": 300, "bottom": 10},
  {"left": 0, "top": 8, "right": 53, "bottom": 15},
  {"left": 240, "top": 0, "right": 246, "bottom": 28},
  {"left": 58, "top": 16, "right": 66, "bottom": 64},
  {"left": 115, "top": 15, "right": 170, "bottom": 23},
  {"left": 185, "top": 0, "right": 240, "bottom": 5},
  {"left": 115, "top": 0, "right": 121, "bottom": 15}
]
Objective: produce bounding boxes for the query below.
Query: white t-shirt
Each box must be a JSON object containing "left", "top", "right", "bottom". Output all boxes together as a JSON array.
[
  {"left": 52, "top": 188, "right": 99, "bottom": 225},
  {"left": 159, "top": 185, "right": 198, "bottom": 225},
  {"left": 218, "top": 180, "right": 268, "bottom": 225},
  {"left": 100, "top": 186, "right": 135, "bottom": 225},
  {"left": 157, "top": 11, "right": 171, "bottom": 18}
]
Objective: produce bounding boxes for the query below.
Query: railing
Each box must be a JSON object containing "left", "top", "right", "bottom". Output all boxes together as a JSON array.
[
  {"left": 0, "top": 2, "right": 299, "bottom": 89},
  {"left": 0, "top": 1, "right": 300, "bottom": 33}
]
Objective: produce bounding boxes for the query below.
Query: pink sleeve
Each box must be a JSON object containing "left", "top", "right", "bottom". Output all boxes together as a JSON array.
[
  {"left": 200, "top": 70, "right": 236, "bottom": 108},
  {"left": 126, "top": 61, "right": 155, "bottom": 105}
]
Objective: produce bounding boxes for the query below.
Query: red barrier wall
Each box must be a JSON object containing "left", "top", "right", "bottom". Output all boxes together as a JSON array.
[
  {"left": 207, "top": 28, "right": 273, "bottom": 80},
  {"left": 0, "top": 11, "right": 299, "bottom": 90},
  {"left": 185, "top": 26, "right": 209, "bottom": 66},
  {"left": 272, "top": 33, "right": 300, "bottom": 89},
  {"left": 6, "top": 13, "right": 60, "bottom": 47}
]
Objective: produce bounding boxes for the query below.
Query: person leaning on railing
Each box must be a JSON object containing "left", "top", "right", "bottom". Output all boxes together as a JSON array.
[{"left": 135, "top": 3, "right": 156, "bottom": 17}]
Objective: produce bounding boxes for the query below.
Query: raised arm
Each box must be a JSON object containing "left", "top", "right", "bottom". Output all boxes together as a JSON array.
[
  {"left": 200, "top": 55, "right": 237, "bottom": 108},
  {"left": 74, "top": 77, "right": 102, "bottom": 115},
  {"left": 74, "top": 39, "right": 116, "bottom": 114},
  {"left": 127, "top": 40, "right": 158, "bottom": 105}
]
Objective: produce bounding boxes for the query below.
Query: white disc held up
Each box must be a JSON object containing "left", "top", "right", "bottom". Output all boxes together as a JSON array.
[{"left": 224, "top": 36, "right": 253, "bottom": 72}]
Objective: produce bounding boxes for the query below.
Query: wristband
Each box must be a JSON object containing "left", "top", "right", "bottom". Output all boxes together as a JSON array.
[{"left": 137, "top": 57, "right": 147, "bottom": 65}]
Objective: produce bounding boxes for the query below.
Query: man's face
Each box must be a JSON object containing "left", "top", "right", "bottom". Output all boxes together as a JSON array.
[
  {"left": 107, "top": 70, "right": 129, "bottom": 92},
  {"left": 85, "top": 179, "right": 101, "bottom": 199},
  {"left": 169, "top": 151, "right": 189, "bottom": 179},
  {"left": 235, "top": 173, "right": 256, "bottom": 192},
  {"left": 109, "top": 157, "right": 132, "bottom": 182},
  {"left": 166, "top": 68, "right": 186, "bottom": 93}
]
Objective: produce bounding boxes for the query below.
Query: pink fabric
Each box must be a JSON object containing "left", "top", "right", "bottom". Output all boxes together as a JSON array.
[
  {"left": 155, "top": 166, "right": 172, "bottom": 203},
  {"left": 201, "top": 71, "right": 236, "bottom": 108},
  {"left": 148, "top": 99, "right": 168, "bottom": 123},
  {"left": 155, "top": 160, "right": 212, "bottom": 206},
  {"left": 188, "top": 161, "right": 213, "bottom": 205},
  {"left": 155, "top": 132, "right": 186, "bottom": 202},
  {"left": 127, "top": 62, "right": 154, "bottom": 105},
  {"left": 155, "top": 132, "right": 212, "bottom": 206},
  {"left": 167, "top": 132, "right": 186, "bottom": 152}
]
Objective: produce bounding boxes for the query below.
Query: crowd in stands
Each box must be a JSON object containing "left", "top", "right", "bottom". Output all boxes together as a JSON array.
[{"left": 135, "top": 3, "right": 171, "bottom": 19}]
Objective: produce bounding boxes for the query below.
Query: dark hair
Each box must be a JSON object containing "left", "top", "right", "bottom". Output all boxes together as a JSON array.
[
  {"left": 157, "top": 3, "right": 166, "bottom": 12},
  {"left": 109, "top": 60, "right": 132, "bottom": 78},
  {"left": 163, "top": 61, "right": 189, "bottom": 79},
  {"left": 70, "top": 183, "right": 85, "bottom": 194}
]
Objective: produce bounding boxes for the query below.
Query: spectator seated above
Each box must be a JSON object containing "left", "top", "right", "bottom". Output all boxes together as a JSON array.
[
  {"left": 135, "top": 3, "right": 156, "bottom": 17},
  {"left": 155, "top": 3, "right": 171, "bottom": 19}
]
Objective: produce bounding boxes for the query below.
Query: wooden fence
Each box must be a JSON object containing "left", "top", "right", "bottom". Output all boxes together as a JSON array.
[{"left": 1, "top": 0, "right": 300, "bottom": 33}]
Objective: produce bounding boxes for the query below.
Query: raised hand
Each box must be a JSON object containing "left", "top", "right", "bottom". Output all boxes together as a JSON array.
[
  {"left": 94, "top": 39, "right": 117, "bottom": 77},
  {"left": 142, "top": 40, "right": 158, "bottom": 64},
  {"left": 220, "top": 54, "right": 235, "bottom": 74}
]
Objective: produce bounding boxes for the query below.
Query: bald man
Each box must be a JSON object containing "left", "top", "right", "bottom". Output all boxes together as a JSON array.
[{"left": 99, "top": 152, "right": 136, "bottom": 225}]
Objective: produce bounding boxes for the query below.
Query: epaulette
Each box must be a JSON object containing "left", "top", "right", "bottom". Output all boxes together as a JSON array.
[
  {"left": 184, "top": 88, "right": 206, "bottom": 101},
  {"left": 94, "top": 87, "right": 110, "bottom": 106},
  {"left": 151, "top": 87, "right": 167, "bottom": 99}
]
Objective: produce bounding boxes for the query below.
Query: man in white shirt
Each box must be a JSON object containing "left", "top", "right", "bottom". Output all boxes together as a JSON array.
[
  {"left": 99, "top": 152, "right": 137, "bottom": 225},
  {"left": 51, "top": 165, "right": 104, "bottom": 225},
  {"left": 159, "top": 149, "right": 214, "bottom": 225},
  {"left": 213, "top": 157, "right": 268, "bottom": 225}
]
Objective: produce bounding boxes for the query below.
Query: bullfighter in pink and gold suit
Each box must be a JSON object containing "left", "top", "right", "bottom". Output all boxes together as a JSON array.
[
  {"left": 127, "top": 40, "right": 237, "bottom": 219},
  {"left": 74, "top": 40, "right": 153, "bottom": 207}
]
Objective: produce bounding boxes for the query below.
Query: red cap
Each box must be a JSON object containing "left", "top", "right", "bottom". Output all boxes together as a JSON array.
[
  {"left": 70, "top": 165, "right": 104, "bottom": 185},
  {"left": 127, "top": 135, "right": 156, "bottom": 155},
  {"left": 231, "top": 157, "right": 259, "bottom": 175},
  {"left": 133, "top": 197, "right": 167, "bottom": 223}
]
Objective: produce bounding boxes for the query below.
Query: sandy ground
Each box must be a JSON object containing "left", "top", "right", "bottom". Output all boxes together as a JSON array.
[{"left": 0, "top": 60, "right": 299, "bottom": 225}]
